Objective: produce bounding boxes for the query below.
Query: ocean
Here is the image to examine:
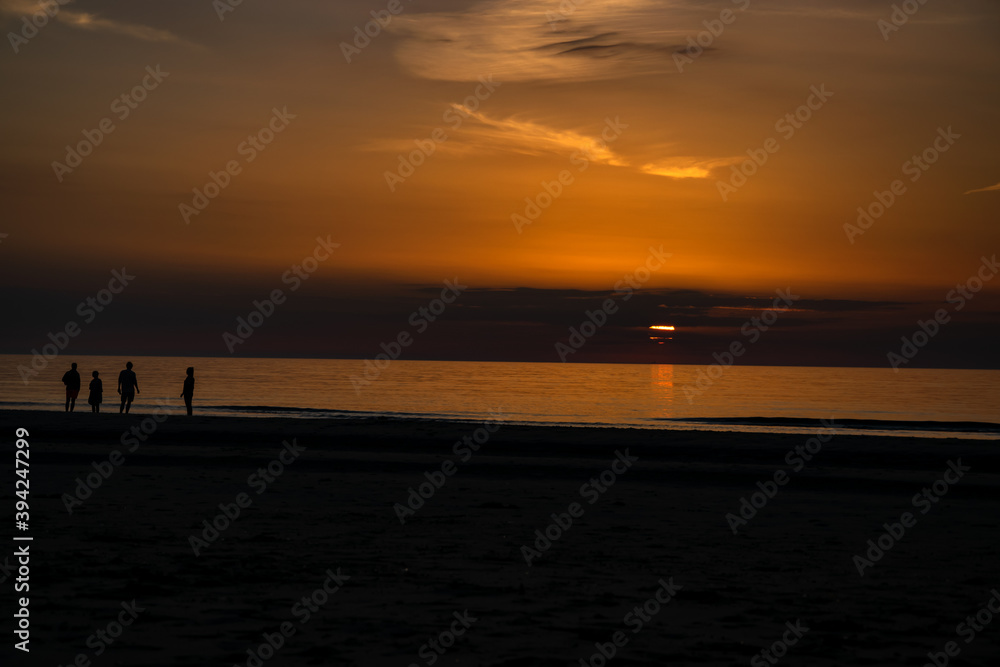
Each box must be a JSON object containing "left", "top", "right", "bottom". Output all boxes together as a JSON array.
[{"left": 1, "top": 355, "right": 997, "bottom": 439}]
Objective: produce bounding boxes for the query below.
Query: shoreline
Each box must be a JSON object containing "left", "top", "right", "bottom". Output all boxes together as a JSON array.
[
  {"left": 3, "top": 407, "right": 998, "bottom": 440},
  {"left": 7, "top": 409, "right": 1000, "bottom": 665},
  {"left": 6, "top": 409, "right": 1000, "bottom": 484}
]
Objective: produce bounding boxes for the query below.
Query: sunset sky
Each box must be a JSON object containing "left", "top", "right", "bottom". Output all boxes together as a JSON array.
[{"left": 2, "top": 0, "right": 999, "bottom": 366}]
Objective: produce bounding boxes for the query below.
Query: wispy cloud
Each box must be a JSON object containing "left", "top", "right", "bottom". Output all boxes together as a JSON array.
[
  {"left": 453, "top": 107, "right": 630, "bottom": 167},
  {"left": 372, "top": 107, "right": 739, "bottom": 181},
  {"left": 1, "top": 0, "right": 45, "bottom": 12},
  {"left": 731, "top": 0, "right": 975, "bottom": 24},
  {"left": 965, "top": 181, "right": 1000, "bottom": 195},
  {"left": 451, "top": 110, "right": 745, "bottom": 180},
  {"left": 1, "top": 0, "right": 181, "bottom": 44},
  {"left": 390, "top": 0, "right": 689, "bottom": 82},
  {"left": 387, "top": 0, "right": 987, "bottom": 83}
]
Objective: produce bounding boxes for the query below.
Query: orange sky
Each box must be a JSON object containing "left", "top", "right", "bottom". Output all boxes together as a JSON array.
[{"left": 2, "top": 0, "right": 999, "bottom": 365}]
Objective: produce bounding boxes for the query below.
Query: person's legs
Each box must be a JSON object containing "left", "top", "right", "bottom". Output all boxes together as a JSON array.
[
  {"left": 120, "top": 395, "right": 126, "bottom": 413},
  {"left": 125, "top": 395, "right": 133, "bottom": 414},
  {"left": 69, "top": 396, "right": 75, "bottom": 412},
  {"left": 65, "top": 391, "right": 70, "bottom": 412},
  {"left": 184, "top": 396, "right": 192, "bottom": 416}
]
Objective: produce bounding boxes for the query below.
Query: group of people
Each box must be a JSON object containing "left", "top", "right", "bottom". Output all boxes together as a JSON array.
[{"left": 60, "top": 362, "right": 196, "bottom": 415}]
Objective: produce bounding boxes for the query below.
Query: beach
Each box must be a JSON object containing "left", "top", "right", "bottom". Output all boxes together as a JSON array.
[{"left": 5, "top": 410, "right": 1000, "bottom": 666}]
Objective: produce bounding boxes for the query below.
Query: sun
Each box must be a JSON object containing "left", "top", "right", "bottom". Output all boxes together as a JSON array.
[{"left": 649, "top": 325, "right": 675, "bottom": 344}]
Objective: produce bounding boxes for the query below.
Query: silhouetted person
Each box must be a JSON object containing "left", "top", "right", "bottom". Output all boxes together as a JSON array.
[
  {"left": 62, "top": 363, "right": 81, "bottom": 412},
  {"left": 118, "top": 361, "right": 140, "bottom": 414},
  {"left": 180, "top": 367, "right": 195, "bottom": 416},
  {"left": 88, "top": 371, "right": 103, "bottom": 413}
]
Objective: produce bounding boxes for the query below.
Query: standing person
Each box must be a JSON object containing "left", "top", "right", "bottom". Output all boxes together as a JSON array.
[
  {"left": 62, "top": 363, "right": 81, "bottom": 412},
  {"left": 88, "top": 371, "right": 103, "bottom": 413},
  {"left": 180, "top": 367, "right": 195, "bottom": 416},
  {"left": 117, "top": 361, "right": 140, "bottom": 414}
]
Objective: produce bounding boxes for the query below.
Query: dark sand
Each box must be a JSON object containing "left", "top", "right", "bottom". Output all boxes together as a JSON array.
[{"left": 3, "top": 410, "right": 1000, "bottom": 666}]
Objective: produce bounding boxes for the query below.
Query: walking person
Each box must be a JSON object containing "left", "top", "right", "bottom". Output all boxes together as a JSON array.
[
  {"left": 117, "top": 361, "right": 140, "bottom": 414},
  {"left": 62, "top": 362, "right": 81, "bottom": 412},
  {"left": 180, "top": 367, "right": 195, "bottom": 416},
  {"left": 88, "top": 371, "right": 103, "bottom": 413}
]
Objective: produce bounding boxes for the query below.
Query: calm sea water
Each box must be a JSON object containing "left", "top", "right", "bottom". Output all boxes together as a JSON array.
[{"left": 1, "top": 355, "right": 997, "bottom": 438}]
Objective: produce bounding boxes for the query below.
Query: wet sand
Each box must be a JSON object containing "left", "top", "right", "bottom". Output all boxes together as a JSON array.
[{"left": 4, "top": 410, "right": 1000, "bottom": 666}]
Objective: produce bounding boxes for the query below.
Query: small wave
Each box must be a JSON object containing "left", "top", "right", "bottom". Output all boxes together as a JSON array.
[
  {"left": 210, "top": 405, "right": 479, "bottom": 422},
  {"left": 649, "top": 416, "right": 1000, "bottom": 433},
  {"left": 0, "top": 400, "right": 56, "bottom": 407}
]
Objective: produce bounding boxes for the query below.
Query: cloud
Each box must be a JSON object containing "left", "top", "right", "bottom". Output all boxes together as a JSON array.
[
  {"left": 389, "top": 0, "right": 690, "bottom": 82},
  {"left": 371, "top": 107, "right": 741, "bottom": 182},
  {"left": 414, "top": 286, "right": 911, "bottom": 329},
  {"left": 386, "top": 0, "right": 987, "bottom": 83},
  {"left": 361, "top": 110, "right": 631, "bottom": 165},
  {"left": 965, "top": 181, "right": 1000, "bottom": 195},
  {"left": 452, "top": 107, "right": 630, "bottom": 166},
  {"left": 1, "top": 0, "right": 181, "bottom": 44},
  {"left": 641, "top": 156, "right": 744, "bottom": 180},
  {"left": 453, "top": 110, "right": 742, "bottom": 180},
  {"left": 0, "top": 0, "right": 45, "bottom": 12}
]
